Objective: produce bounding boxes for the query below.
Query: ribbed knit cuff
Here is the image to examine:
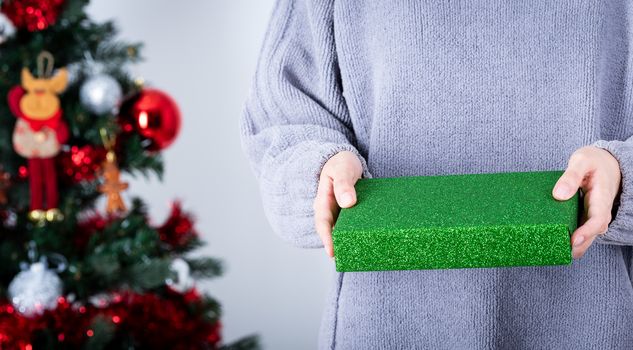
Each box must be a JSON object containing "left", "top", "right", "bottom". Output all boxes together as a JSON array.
[
  {"left": 260, "top": 141, "right": 371, "bottom": 249},
  {"left": 592, "top": 139, "right": 633, "bottom": 245}
]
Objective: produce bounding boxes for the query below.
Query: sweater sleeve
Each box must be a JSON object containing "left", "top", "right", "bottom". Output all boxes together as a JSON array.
[
  {"left": 592, "top": 135, "right": 633, "bottom": 245},
  {"left": 239, "top": 0, "right": 370, "bottom": 248}
]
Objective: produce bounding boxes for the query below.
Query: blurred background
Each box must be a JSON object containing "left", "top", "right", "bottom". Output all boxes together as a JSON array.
[{"left": 87, "top": 1, "right": 333, "bottom": 348}]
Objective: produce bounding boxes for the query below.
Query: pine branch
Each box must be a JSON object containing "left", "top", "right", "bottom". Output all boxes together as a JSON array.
[
  {"left": 124, "top": 258, "right": 171, "bottom": 291},
  {"left": 186, "top": 257, "right": 224, "bottom": 279},
  {"left": 220, "top": 336, "right": 261, "bottom": 350}
]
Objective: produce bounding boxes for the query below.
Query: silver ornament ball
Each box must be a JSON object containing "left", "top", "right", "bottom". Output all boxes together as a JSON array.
[
  {"left": 80, "top": 74, "right": 122, "bottom": 115},
  {"left": 8, "top": 262, "right": 63, "bottom": 317}
]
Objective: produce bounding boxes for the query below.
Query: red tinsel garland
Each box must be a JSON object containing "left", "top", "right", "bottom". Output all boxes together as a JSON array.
[
  {"left": 113, "top": 290, "right": 221, "bottom": 349},
  {"left": 38, "top": 297, "right": 95, "bottom": 347},
  {"left": 0, "top": 289, "right": 220, "bottom": 349},
  {"left": 0, "top": 304, "right": 32, "bottom": 350},
  {"left": 157, "top": 201, "right": 198, "bottom": 248}
]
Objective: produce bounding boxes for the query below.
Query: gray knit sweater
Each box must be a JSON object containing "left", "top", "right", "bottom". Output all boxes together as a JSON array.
[{"left": 240, "top": 1, "right": 633, "bottom": 348}]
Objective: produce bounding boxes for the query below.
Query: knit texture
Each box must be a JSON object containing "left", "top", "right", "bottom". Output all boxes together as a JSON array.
[{"left": 240, "top": 0, "right": 633, "bottom": 348}]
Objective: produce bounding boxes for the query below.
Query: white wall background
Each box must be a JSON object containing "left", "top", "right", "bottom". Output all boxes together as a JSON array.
[{"left": 87, "top": 1, "right": 333, "bottom": 349}]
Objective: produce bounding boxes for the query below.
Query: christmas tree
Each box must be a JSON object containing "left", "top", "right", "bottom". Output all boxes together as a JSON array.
[{"left": 0, "top": 0, "right": 258, "bottom": 348}]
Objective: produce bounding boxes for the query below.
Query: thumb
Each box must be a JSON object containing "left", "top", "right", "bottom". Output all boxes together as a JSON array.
[
  {"left": 331, "top": 162, "right": 362, "bottom": 208},
  {"left": 553, "top": 153, "right": 592, "bottom": 201}
]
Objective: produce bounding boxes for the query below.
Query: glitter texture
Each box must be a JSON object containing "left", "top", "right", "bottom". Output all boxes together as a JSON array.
[{"left": 332, "top": 170, "right": 580, "bottom": 272}]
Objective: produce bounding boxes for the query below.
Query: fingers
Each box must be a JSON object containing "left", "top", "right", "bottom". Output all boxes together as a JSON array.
[
  {"left": 313, "top": 151, "right": 364, "bottom": 257},
  {"left": 553, "top": 150, "right": 594, "bottom": 201},
  {"left": 571, "top": 187, "right": 612, "bottom": 258},
  {"left": 554, "top": 146, "right": 622, "bottom": 259},
  {"left": 314, "top": 177, "right": 338, "bottom": 257},
  {"left": 571, "top": 215, "right": 609, "bottom": 258},
  {"left": 571, "top": 231, "right": 597, "bottom": 259}
]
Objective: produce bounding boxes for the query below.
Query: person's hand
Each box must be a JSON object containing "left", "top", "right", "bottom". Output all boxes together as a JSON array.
[
  {"left": 314, "top": 151, "right": 363, "bottom": 257},
  {"left": 553, "top": 146, "right": 622, "bottom": 258}
]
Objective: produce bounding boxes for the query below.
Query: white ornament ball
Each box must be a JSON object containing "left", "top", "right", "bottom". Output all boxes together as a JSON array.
[
  {"left": 8, "top": 262, "right": 63, "bottom": 317},
  {"left": 0, "top": 13, "right": 16, "bottom": 44},
  {"left": 165, "top": 258, "right": 194, "bottom": 293},
  {"left": 79, "top": 74, "right": 123, "bottom": 115}
]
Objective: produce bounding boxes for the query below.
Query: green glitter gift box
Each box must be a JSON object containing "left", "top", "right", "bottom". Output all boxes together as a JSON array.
[{"left": 332, "top": 171, "right": 580, "bottom": 272}]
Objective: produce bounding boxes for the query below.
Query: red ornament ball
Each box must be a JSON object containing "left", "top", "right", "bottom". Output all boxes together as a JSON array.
[
  {"left": 57, "top": 145, "right": 106, "bottom": 183},
  {"left": 1, "top": 0, "right": 65, "bottom": 32},
  {"left": 119, "top": 89, "right": 181, "bottom": 151}
]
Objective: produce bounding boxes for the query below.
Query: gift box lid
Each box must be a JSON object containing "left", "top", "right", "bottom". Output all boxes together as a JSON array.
[{"left": 332, "top": 170, "right": 580, "bottom": 272}]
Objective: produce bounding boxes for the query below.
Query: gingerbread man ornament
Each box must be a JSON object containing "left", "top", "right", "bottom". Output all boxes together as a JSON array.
[{"left": 7, "top": 52, "right": 68, "bottom": 223}]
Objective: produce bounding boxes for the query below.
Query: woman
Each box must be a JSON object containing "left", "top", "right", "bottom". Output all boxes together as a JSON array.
[{"left": 241, "top": 0, "right": 633, "bottom": 348}]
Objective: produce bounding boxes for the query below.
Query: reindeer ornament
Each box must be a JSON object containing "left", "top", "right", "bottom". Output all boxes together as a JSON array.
[{"left": 7, "top": 52, "right": 68, "bottom": 223}]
